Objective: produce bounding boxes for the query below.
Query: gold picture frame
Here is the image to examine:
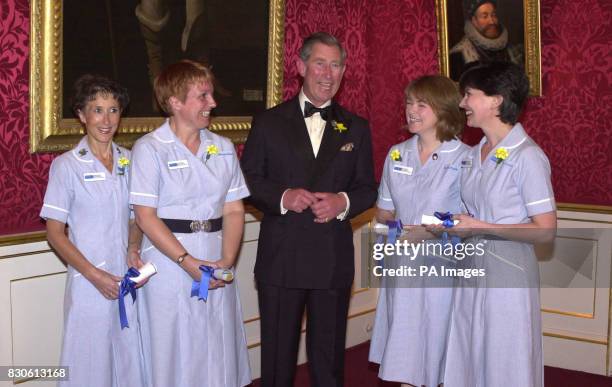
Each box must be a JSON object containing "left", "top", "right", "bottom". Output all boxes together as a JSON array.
[
  {"left": 29, "top": 0, "right": 285, "bottom": 152},
  {"left": 436, "top": 0, "right": 541, "bottom": 96}
]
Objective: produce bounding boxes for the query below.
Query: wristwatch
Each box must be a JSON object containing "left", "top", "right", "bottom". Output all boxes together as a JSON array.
[{"left": 176, "top": 252, "right": 189, "bottom": 265}]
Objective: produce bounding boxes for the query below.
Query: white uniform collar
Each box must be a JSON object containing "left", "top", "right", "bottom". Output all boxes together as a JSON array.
[
  {"left": 153, "top": 118, "right": 213, "bottom": 146},
  {"left": 71, "top": 136, "right": 94, "bottom": 162},
  {"left": 479, "top": 123, "right": 528, "bottom": 151},
  {"left": 406, "top": 136, "right": 462, "bottom": 155},
  {"left": 71, "top": 135, "right": 127, "bottom": 169},
  {"left": 72, "top": 135, "right": 123, "bottom": 164},
  {"left": 152, "top": 119, "right": 176, "bottom": 143},
  {"left": 438, "top": 138, "right": 463, "bottom": 153}
]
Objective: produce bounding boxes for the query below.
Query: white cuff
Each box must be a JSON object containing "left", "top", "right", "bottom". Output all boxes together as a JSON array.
[
  {"left": 336, "top": 192, "right": 350, "bottom": 221},
  {"left": 280, "top": 189, "right": 290, "bottom": 215}
]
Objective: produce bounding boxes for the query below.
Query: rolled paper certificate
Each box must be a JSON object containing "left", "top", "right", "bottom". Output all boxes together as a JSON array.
[
  {"left": 130, "top": 262, "right": 158, "bottom": 284},
  {"left": 421, "top": 214, "right": 459, "bottom": 227},
  {"left": 373, "top": 222, "right": 389, "bottom": 233},
  {"left": 117, "top": 263, "right": 157, "bottom": 329},
  {"left": 212, "top": 268, "right": 234, "bottom": 282}
]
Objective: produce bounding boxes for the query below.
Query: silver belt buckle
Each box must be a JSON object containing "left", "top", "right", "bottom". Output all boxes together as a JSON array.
[
  {"left": 190, "top": 220, "right": 201, "bottom": 233},
  {"left": 201, "top": 220, "right": 211, "bottom": 232},
  {"left": 190, "top": 220, "right": 211, "bottom": 233}
]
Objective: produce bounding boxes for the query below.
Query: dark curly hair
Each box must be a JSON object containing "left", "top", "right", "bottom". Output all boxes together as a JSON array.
[
  {"left": 459, "top": 61, "right": 529, "bottom": 125},
  {"left": 71, "top": 74, "right": 130, "bottom": 117}
]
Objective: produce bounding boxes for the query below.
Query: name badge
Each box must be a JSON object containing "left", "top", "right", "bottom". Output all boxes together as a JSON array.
[
  {"left": 393, "top": 165, "right": 413, "bottom": 176},
  {"left": 168, "top": 160, "right": 189, "bottom": 170},
  {"left": 83, "top": 172, "right": 106, "bottom": 181},
  {"left": 461, "top": 159, "right": 473, "bottom": 168}
]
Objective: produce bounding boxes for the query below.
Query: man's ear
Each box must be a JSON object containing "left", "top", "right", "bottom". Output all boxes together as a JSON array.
[{"left": 296, "top": 57, "right": 306, "bottom": 77}]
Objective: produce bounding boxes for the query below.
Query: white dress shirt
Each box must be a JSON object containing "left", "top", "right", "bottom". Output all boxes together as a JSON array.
[{"left": 279, "top": 90, "right": 350, "bottom": 220}]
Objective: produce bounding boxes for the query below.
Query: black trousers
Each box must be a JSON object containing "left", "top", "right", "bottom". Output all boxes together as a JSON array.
[{"left": 257, "top": 283, "right": 352, "bottom": 387}]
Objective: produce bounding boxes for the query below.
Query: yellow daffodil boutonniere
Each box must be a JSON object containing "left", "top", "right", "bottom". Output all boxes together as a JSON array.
[
  {"left": 205, "top": 144, "right": 219, "bottom": 162},
  {"left": 332, "top": 120, "right": 348, "bottom": 133},
  {"left": 117, "top": 156, "right": 130, "bottom": 175},
  {"left": 390, "top": 149, "right": 402, "bottom": 162},
  {"left": 494, "top": 147, "right": 509, "bottom": 168}
]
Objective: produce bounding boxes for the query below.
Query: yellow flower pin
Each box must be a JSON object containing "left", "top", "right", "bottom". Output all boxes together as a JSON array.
[
  {"left": 118, "top": 156, "right": 130, "bottom": 167},
  {"left": 332, "top": 120, "right": 348, "bottom": 133},
  {"left": 494, "top": 147, "right": 509, "bottom": 167},
  {"left": 117, "top": 156, "right": 130, "bottom": 175},
  {"left": 390, "top": 149, "right": 402, "bottom": 162},
  {"left": 206, "top": 144, "right": 219, "bottom": 161}
]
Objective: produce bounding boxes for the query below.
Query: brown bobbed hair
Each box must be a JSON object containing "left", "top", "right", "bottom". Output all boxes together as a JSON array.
[
  {"left": 404, "top": 75, "right": 465, "bottom": 142},
  {"left": 154, "top": 60, "right": 215, "bottom": 115}
]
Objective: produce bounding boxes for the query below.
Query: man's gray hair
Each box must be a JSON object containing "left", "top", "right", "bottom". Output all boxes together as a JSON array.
[{"left": 299, "top": 32, "right": 347, "bottom": 64}]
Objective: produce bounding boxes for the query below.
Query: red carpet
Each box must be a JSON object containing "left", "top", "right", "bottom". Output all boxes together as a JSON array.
[{"left": 251, "top": 341, "right": 612, "bottom": 386}]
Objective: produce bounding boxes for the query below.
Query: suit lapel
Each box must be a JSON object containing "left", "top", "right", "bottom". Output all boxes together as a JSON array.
[
  {"left": 285, "top": 97, "right": 316, "bottom": 176},
  {"left": 308, "top": 103, "right": 350, "bottom": 187}
]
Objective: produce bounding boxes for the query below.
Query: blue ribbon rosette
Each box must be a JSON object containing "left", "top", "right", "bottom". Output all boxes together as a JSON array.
[
  {"left": 374, "top": 220, "right": 403, "bottom": 269},
  {"left": 118, "top": 267, "right": 140, "bottom": 329},
  {"left": 374, "top": 219, "right": 403, "bottom": 245},
  {"left": 434, "top": 211, "right": 455, "bottom": 228},
  {"left": 434, "top": 211, "right": 461, "bottom": 247},
  {"left": 191, "top": 265, "right": 215, "bottom": 301},
  {"left": 191, "top": 266, "right": 235, "bottom": 301},
  {"left": 386, "top": 219, "right": 403, "bottom": 245}
]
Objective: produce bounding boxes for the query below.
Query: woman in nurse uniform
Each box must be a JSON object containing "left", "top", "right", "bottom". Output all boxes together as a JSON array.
[
  {"left": 41, "top": 75, "right": 145, "bottom": 386},
  {"left": 443, "top": 62, "right": 556, "bottom": 387},
  {"left": 369, "top": 75, "right": 469, "bottom": 387},
  {"left": 129, "top": 60, "right": 251, "bottom": 387}
]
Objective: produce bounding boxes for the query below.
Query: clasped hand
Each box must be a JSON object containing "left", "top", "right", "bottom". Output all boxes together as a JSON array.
[
  {"left": 424, "top": 213, "right": 487, "bottom": 238},
  {"left": 182, "top": 256, "right": 230, "bottom": 290},
  {"left": 92, "top": 250, "right": 155, "bottom": 299},
  {"left": 282, "top": 188, "right": 346, "bottom": 223}
]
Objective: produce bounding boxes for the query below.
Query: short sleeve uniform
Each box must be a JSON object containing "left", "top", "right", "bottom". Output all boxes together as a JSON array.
[
  {"left": 40, "top": 136, "right": 144, "bottom": 387},
  {"left": 460, "top": 123, "right": 555, "bottom": 224},
  {"left": 129, "top": 120, "right": 251, "bottom": 387},
  {"left": 369, "top": 137, "right": 470, "bottom": 386},
  {"left": 444, "top": 123, "right": 555, "bottom": 387},
  {"left": 377, "top": 137, "right": 469, "bottom": 223}
]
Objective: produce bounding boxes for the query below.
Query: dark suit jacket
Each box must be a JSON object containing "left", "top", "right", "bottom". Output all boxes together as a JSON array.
[{"left": 241, "top": 96, "right": 377, "bottom": 289}]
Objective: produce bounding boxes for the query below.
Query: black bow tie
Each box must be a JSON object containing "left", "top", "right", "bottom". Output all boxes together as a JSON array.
[{"left": 304, "top": 101, "right": 330, "bottom": 120}]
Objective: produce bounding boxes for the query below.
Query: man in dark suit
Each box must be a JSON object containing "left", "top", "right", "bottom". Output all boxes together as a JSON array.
[{"left": 241, "top": 32, "right": 377, "bottom": 386}]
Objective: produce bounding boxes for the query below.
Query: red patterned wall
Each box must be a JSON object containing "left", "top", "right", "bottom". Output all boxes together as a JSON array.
[
  {"left": 0, "top": 0, "right": 55, "bottom": 235},
  {"left": 283, "top": 0, "right": 612, "bottom": 206},
  {"left": 0, "top": 0, "right": 610, "bottom": 235},
  {"left": 523, "top": 0, "right": 612, "bottom": 205}
]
